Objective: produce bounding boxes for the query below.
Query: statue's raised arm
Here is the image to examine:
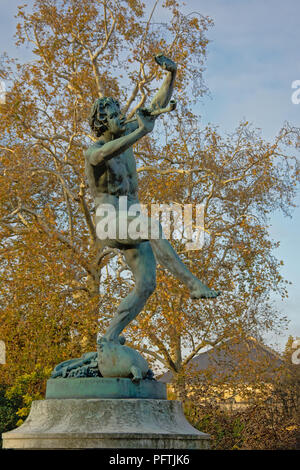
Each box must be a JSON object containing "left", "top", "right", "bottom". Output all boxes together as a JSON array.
[
  {"left": 150, "top": 53, "right": 177, "bottom": 111},
  {"left": 124, "top": 54, "right": 177, "bottom": 127}
]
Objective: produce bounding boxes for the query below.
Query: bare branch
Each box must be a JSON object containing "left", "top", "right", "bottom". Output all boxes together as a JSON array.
[
  {"left": 78, "top": 182, "right": 97, "bottom": 243},
  {"left": 148, "top": 331, "right": 179, "bottom": 372},
  {"left": 20, "top": 205, "right": 95, "bottom": 277},
  {"left": 139, "top": 347, "right": 169, "bottom": 368},
  {"left": 30, "top": 168, "right": 78, "bottom": 201}
]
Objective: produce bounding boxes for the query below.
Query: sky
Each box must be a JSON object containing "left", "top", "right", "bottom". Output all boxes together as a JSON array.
[{"left": 0, "top": 0, "right": 299, "bottom": 351}]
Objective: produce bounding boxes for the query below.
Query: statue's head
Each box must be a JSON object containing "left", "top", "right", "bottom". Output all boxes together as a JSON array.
[{"left": 88, "top": 97, "right": 123, "bottom": 137}]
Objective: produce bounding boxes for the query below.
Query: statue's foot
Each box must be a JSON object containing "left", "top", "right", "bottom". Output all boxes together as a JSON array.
[
  {"left": 130, "top": 365, "right": 142, "bottom": 384},
  {"left": 118, "top": 335, "right": 126, "bottom": 345},
  {"left": 190, "top": 283, "right": 221, "bottom": 299}
]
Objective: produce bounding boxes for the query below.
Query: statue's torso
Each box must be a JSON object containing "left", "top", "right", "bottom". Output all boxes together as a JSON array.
[{"left": 85, "top": 139, "right": 139, "bottom": 207}]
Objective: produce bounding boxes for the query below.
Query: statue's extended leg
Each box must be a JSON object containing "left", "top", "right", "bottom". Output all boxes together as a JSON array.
[
  {"left": 150, "top": 237, "right": 220, "bottom": 299},
  {"left": 103, "top": 242, "right": 156, "bottom": 342}
]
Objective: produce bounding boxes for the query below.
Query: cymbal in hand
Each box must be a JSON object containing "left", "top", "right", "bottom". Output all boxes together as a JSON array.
[{"left": 154, "top": 53, "right": 177, "bottom": 72}]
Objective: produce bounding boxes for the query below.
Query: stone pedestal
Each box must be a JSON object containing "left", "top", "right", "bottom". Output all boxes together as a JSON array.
[{"left": 2, "top": 379, "right": 210, "bottom": 449}]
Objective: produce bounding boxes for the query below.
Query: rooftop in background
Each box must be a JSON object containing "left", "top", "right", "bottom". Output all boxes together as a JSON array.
[{"left": 159, "top": 336, "right": 284, "bottom": 383}]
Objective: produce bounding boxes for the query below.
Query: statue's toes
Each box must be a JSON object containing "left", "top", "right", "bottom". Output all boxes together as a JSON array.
[
  {"left": 202, "top": 290, "right": 220, "bottom": 299},
  {"left": 132, "top": 376, "right": 141, "bottom": 384},
  {"left": 130, "top": 365, "right": 142, "bottom": 384},
  {"left": 209, "top": 290, "right": 221, "bottom": 298},
  {"left": 191, "top": 287, "right": 221, "bottom": 299}
]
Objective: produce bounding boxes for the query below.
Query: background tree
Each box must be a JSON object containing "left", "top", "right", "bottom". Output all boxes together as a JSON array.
[
  {"left": 0, "top": 0, "right": 299, "bottom": 405},
  {"left": 0, "top": 0, "right": 211, "bottom": 384},
  {"left": 177, "top": 336, "right": 299, "bottom": 450}
]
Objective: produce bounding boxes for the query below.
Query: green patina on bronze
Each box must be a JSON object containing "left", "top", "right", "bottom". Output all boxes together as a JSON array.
[
  {"left": 46, "top": 377, "right": 166, "bottom": 400},
  {"left": 51, "top": 54, "right": 220, "bottom": 387}
]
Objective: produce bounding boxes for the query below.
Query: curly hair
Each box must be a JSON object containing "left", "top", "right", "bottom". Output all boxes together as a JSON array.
[{"left": 88, "top": 97, "right": 121, "bottom": 137}]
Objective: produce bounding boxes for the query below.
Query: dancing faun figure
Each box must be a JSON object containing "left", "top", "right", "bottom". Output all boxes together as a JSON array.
[{"left": 85, "top": 54, "right": 220, "bottom": 344}]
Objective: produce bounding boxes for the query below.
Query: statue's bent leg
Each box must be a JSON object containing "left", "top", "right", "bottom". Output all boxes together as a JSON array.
[
  {"left": 103, "top": 242, "right": 156, "bottom": 342},
  {"left": 149, "top": 223, "right": 220, "bottom": 299}
]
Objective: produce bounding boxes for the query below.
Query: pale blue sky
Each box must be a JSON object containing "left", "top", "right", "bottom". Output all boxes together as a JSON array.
[{"left": 1, "top": 0, "right": 299, "bottom": 350}]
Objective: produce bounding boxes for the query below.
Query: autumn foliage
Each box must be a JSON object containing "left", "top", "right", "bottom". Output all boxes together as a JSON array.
[{"left": 0, "top": 1, "right": 299, "bottom": 448}]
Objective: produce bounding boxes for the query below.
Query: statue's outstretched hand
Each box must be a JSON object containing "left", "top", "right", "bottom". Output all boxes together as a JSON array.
[{"left": 154, "top": 53, "right": 177, "bottom": 72}]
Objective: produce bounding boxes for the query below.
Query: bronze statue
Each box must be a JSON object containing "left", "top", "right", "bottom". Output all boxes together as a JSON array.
[{"left": 85, "top": 54, "right": 220, "bottom": 345}]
